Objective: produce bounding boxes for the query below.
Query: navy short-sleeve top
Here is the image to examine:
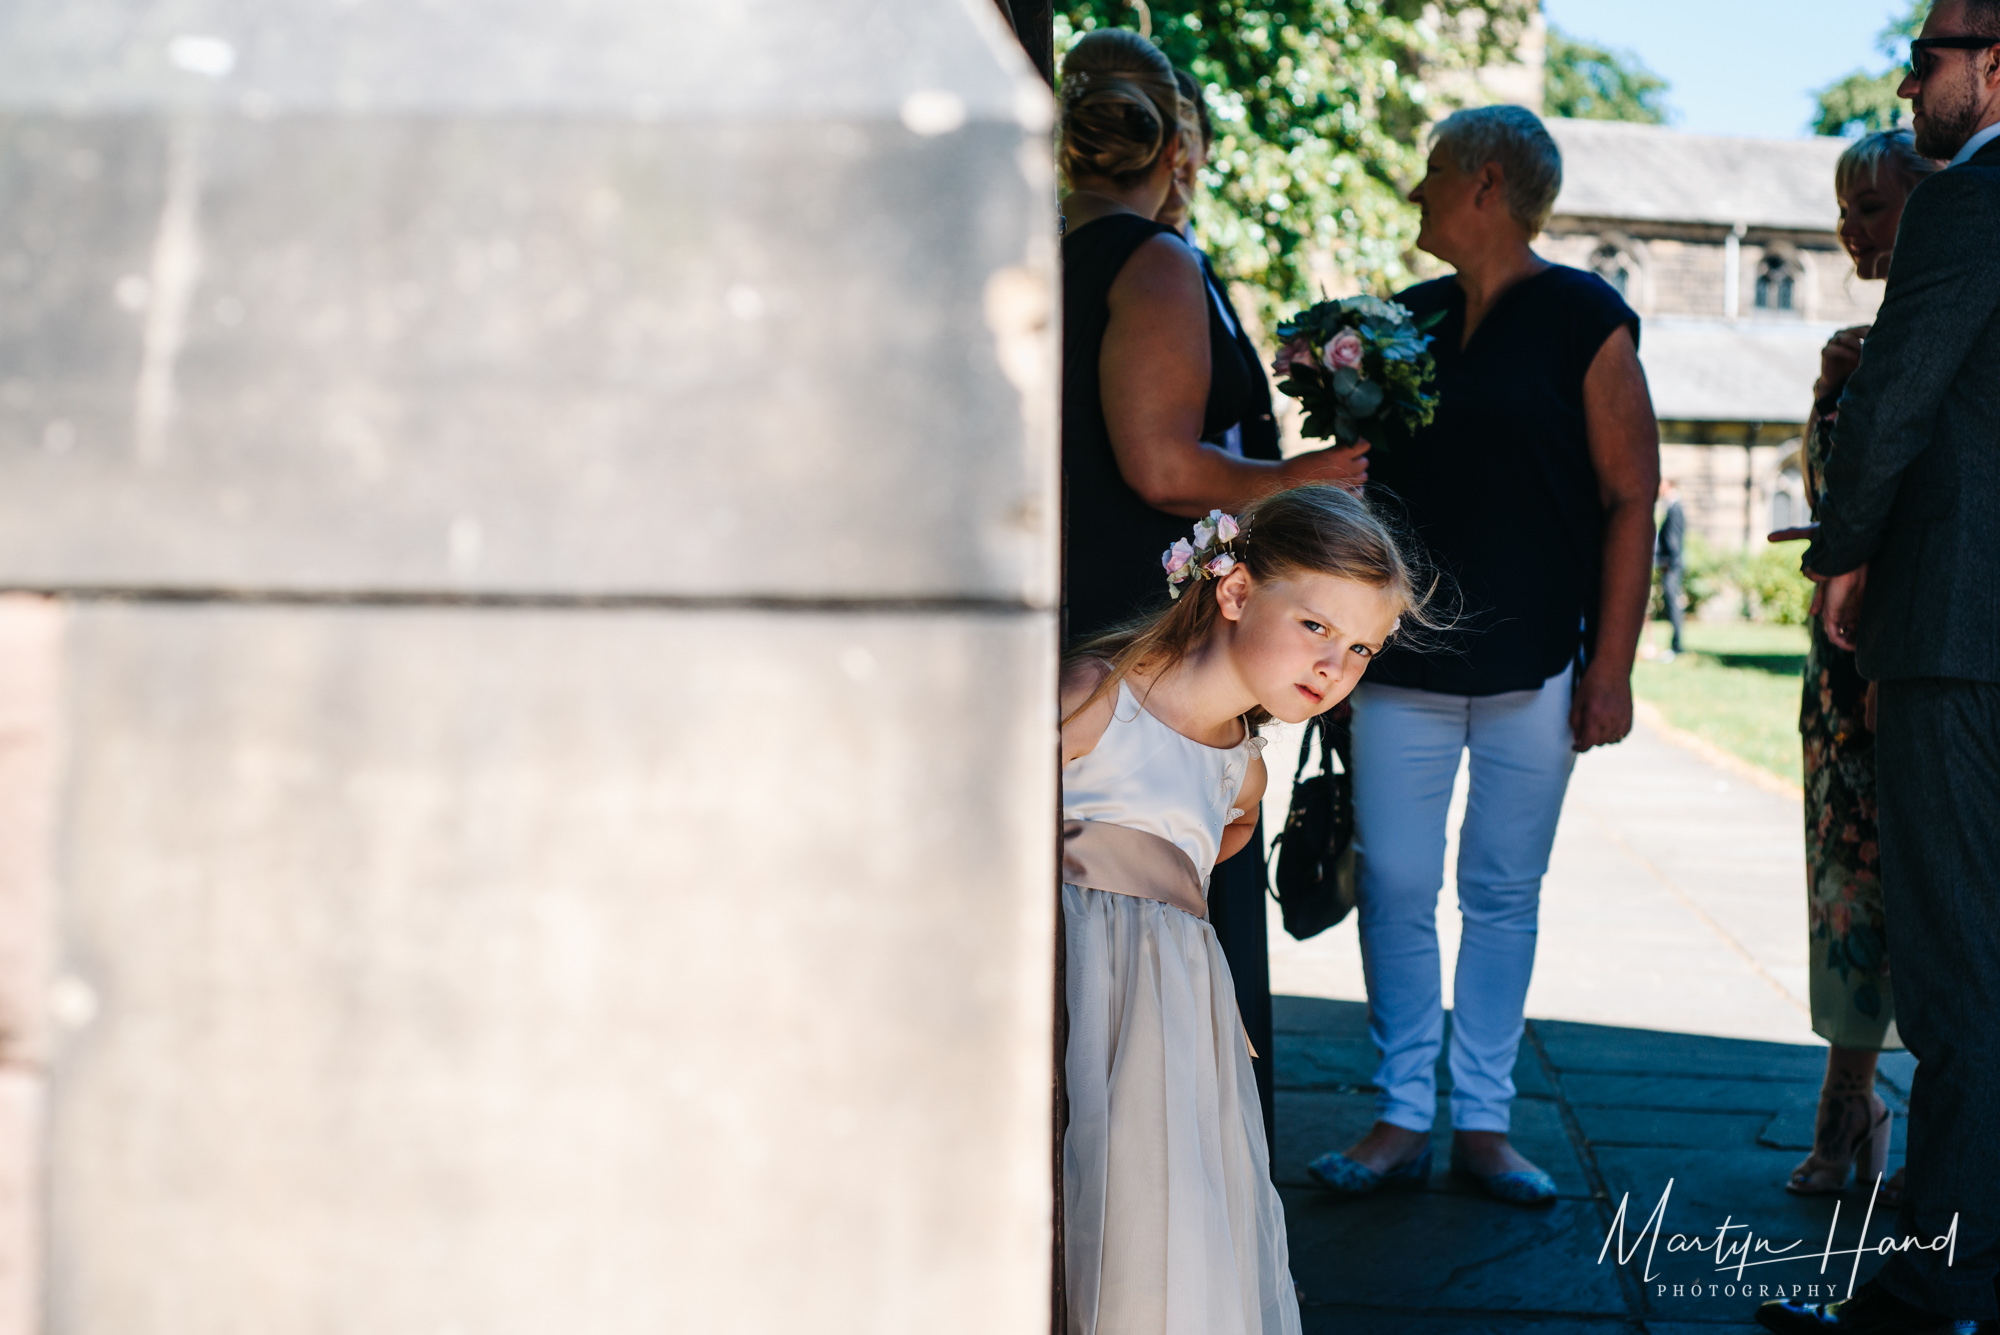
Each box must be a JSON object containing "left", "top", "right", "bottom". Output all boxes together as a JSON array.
[{"left": 1367, "top": 265, "right": 1639, "bottom": 697}]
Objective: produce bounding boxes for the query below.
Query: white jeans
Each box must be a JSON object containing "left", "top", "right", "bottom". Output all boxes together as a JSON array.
[{"left": 1350, "top": 669, "right": 1577, "bottom": 1134}]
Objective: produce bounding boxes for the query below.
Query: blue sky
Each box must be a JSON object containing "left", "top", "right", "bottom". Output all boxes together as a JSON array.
[{"left": 1541, "top": 0, "right": 1913, "bottom": 138}]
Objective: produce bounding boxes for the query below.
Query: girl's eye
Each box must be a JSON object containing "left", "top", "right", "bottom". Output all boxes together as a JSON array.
[
  {"left": 1350, "top": 644, "right": 1373, "bottom": 659},
  {"left": 1302, "top": 620, "right": 1327, "bottom": 636}
]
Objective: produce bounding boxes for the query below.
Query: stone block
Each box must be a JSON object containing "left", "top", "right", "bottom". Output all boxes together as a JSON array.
[
  {"left": 42, "top": 603, "right": 1056, "bottom": 1335},
  {"left": 0, "top": 595, "right": 58, "bottom": 1335},
  {"left": 0, "top": 0, "right": 1058, "bottom": 602},
  {"left": 0, "top": 1073, "right": 39, "bottom": 1335},
  {"left": 0, "top": 596, "right": 58, "bottom": 1066}
]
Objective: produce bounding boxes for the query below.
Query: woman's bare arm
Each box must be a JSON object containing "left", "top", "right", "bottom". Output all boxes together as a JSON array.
[
  {"left": 1215, "top": 752, "right": 1266, "bottom": 864},
  {"left": 1100, "top": 235, "right": 1367, "bottom": 516},
  {"left": 1572, "top": 324, "right": 1660, "bottom": 753}
]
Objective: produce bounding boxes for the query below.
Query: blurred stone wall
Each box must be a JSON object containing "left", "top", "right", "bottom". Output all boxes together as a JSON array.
[{"left": 0, "top": 1, "right": 1058, "bottom": 1331}]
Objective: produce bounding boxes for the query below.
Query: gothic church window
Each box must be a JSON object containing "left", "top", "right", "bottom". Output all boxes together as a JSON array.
[
  {"left": 1755, "top": 254, "right": 1800, "bottom": 312},
  {"left": 1591, "top": 243, "right": 1632, "bottom": 298}
]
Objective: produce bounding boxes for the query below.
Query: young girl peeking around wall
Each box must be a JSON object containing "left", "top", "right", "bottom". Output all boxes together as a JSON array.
[{"left": 1059, "top": 484, "right": 1437, "bottom": 1335}]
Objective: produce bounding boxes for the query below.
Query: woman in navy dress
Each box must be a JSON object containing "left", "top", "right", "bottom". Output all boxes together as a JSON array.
[{"left": 1303, "top": 106, "right": 1661, "bottom": 1205}]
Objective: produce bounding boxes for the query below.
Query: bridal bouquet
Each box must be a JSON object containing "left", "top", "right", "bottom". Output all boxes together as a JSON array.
[{"left": 1271, "top": 295, "right": 1444, "bottom": 451}]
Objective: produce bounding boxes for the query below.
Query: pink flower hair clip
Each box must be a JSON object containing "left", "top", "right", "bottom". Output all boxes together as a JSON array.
[{"left": 1162, "top": 509, "right": 1245, "bottom": 600}]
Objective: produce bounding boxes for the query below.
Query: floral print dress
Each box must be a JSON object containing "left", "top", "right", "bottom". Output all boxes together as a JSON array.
[{"left": 1801, "top": 409, "right": 1901, "bottom": 1051}]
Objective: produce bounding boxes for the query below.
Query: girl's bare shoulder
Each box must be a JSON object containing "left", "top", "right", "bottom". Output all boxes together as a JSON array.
[{"left": 1060, "top": 658, "right": 1119, "bottom": 764}]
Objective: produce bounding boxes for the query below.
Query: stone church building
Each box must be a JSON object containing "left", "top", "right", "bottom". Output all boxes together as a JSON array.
[{"left": 1539, "top": 119, "right": 1880, "bottom": 551}]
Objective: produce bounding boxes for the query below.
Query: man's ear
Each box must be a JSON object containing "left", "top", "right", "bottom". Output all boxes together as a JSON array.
[{"left": 1213, "top": 566, "right": 1253, "bottom": 622}]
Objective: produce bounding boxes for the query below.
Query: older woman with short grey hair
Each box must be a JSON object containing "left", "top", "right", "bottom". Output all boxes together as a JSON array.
[{"left": 1304, "top": 105, "right": 1661, "bottom": 1205}]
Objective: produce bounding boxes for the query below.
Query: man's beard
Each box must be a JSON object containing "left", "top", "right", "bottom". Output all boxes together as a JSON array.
[{"left": 1914, "top": 80, "right": 1982, "bottom": 158}]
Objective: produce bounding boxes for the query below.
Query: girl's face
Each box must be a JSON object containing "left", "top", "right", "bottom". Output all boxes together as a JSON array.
[
  {"left": 1216, "top": 570, "right": 1403, "bottom": 723},
  {"left": 1837, "top": 177, "right": 1910, "bottom": 281}
]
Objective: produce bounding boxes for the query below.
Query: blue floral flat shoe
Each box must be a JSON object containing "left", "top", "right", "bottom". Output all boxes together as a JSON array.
[
  {"left": 1306, "top": 1142, "right": 1432, "bottom": 1194},
  {"left": 1449, "top": 1149, "right": 1557, "bottom": 1206}
]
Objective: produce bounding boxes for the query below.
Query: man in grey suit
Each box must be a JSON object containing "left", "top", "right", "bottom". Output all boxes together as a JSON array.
[{"left": 1757, "top": 3, "right": 2000, "bottom": 1333}]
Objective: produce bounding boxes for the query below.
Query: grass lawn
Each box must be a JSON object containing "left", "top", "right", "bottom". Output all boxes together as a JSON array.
[{"left": 1633, "top": 621, "right": 1808, "bottom": 788}]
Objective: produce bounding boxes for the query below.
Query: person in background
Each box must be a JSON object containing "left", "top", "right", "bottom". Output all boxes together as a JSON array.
[
  {"left": 1654, "top": 478, "right": 1686, "bottom": 661},
  {"left": 1156, "top": 65, "right": 1281, "bottom": 1148},
  {"left": 1767, "top": 129, "right": 1939, "bottom": 1218},
  {"left": 1059, "top": 31, "right": 1367, "bottom": 649},
  {"left": 1304, "top": 106, "right": 1660, "bottom": 1208},
  {"left": 1758, "top": 2, "right": 2000, "bottom": 1330}
]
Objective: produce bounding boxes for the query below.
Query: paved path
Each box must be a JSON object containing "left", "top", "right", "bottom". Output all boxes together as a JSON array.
[{"left": 1255, "top": 717, "right": 1914, "bottom": 1334}]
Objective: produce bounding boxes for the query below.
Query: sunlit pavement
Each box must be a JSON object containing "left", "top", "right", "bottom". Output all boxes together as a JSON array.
[{"left": 1257, "top": 717, "right": 1913, "bottom": 1334}]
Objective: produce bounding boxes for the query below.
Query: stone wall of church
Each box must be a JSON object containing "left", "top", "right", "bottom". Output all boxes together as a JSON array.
[{"left": 1543, "top": 223, "right": 1879, "bottom": 326}]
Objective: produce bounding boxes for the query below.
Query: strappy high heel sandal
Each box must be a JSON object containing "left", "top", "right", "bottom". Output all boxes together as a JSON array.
[{"left": 1786, "top": 1093, "right": 1890, "bottom": 1197}]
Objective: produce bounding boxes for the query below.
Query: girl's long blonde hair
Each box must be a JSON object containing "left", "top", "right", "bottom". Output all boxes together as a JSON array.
[{"left": 1064, "top": 485, "right": 1443, "bottom": 729}]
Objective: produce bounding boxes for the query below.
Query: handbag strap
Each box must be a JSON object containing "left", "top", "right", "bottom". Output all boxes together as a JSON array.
[{"left": 1290, "top": 713, "right": 1336, "bottom": 785}]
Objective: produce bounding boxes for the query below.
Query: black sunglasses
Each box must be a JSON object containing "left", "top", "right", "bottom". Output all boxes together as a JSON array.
[{"left": 1909, "top": 34, "right": 2000, "bottom": 79}]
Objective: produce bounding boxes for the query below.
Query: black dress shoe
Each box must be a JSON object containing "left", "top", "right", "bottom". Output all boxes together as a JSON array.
[{"left": 1755, "top": 1280, "right": 1989, "bottom": 1334}]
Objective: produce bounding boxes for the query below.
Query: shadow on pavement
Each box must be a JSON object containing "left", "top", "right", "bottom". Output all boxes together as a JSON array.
[{"left": 1276, "top": 996, "right": 1912, "bottom": 1335}]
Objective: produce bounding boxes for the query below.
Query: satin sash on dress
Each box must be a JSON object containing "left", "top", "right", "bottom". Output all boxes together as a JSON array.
[
  {"left": 1062, "top": 818, "right": 1208, "bottom": 920},
  {"left": 1062, "top": 819, "right": 1259, "bottom": 1059}
]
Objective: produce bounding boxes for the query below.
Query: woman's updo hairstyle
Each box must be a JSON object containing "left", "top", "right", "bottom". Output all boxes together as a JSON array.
[
  {"left": 1065, "top": 485, "right": 1450, "bottom": 728},
  {"left": 1059, "top": 29, "right": 1196, "bottom": 187}
]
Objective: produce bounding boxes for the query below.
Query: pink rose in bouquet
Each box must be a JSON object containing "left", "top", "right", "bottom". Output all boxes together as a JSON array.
[
  {"left": 1323, "top": 330, "right": 1365, "bottom": 371},
  {"left": 1272, "top": 338, "right": 1318, "bottom": 377}
]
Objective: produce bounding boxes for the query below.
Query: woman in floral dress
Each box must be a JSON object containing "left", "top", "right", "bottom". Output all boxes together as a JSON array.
[{"left": 1780, "top": 130, "right": 1938, "bottom": 1201}]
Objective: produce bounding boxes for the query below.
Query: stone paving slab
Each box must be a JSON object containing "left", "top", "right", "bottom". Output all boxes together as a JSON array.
[
  {"left": 1534, "top": 1020, "right": 1832, "bottom": 1083},
  {"left": 1574, "top": 1107, "right": 1776, "bottom": 1150},
  {"left": 1558, "top": 1073, "right": 1821, "bottom": 1115},
  {"left": 1284, "top": 1188, "right": 1630, "bottom": 1316},
  {"left": 1302, "top": 1310, "right": 1644, "bottom": 1334}
]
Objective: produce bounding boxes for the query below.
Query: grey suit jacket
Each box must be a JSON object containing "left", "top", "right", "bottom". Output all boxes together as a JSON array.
[{"left": 1809, "top": 136, "right": 2000, "bottom": 683}]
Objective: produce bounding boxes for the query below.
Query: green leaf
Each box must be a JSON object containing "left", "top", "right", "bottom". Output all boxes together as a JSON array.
[
  {"left": 1056, "top": 0, "right": 1539, "bottom": 323},
  {"left": 1543, "top": 24, "right": 1671, "bottom": 124}
]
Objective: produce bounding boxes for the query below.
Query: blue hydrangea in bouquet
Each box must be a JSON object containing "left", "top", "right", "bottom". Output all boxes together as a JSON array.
[{"left": 1271, "top": 295, "right": 1445, "bottom": 452}]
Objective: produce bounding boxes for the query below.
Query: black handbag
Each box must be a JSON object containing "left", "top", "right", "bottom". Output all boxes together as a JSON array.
[{"left": 1270, "top": 703, "right": 1358, "bottom": 941}]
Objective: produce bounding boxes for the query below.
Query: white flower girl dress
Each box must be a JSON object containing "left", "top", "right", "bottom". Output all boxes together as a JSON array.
[{"left": 1062, "top": 680, "right": 1301, "bottom": 1335}]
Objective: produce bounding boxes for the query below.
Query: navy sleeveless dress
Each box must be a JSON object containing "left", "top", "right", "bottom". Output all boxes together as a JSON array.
[{"left": 1061, "top": 213, "right": 1263, "bottom": 644}]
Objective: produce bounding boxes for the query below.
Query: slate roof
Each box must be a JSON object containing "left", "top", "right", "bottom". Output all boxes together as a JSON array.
[
  {"left": 1547, "top": 119, "right": 1850, "bottom": 232},
  {"left": 1639, "top": 318, "right": 1834, "bottom": 424}
]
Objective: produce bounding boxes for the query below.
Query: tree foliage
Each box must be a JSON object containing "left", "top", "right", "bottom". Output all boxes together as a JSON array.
[
  {"left": 1055, "top": 0, "right": 1536, "bottom": 318},
  {"left": 1813, "top": 2, "right": 1925, "bottom": 137},
  {"left": 1542, "top": 25, "right": 1669, "bottom": 124}
]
